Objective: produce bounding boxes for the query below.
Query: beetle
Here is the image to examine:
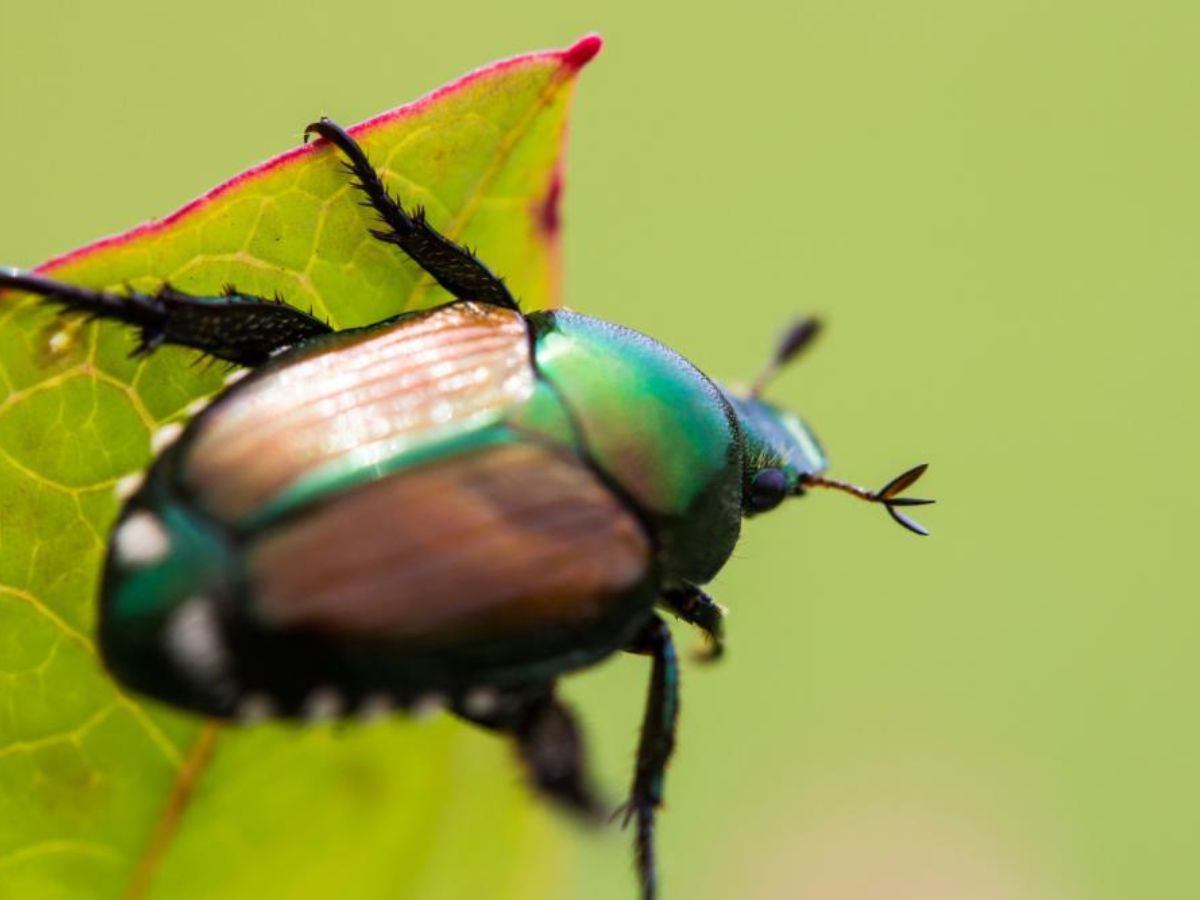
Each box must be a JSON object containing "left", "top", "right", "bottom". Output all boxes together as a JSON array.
[{"left": 0, "top": 117, "right": 932, "bottom": 900}]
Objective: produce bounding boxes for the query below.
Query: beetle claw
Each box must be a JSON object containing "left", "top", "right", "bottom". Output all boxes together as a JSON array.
[
  {"left": 610, "top": 800, "right": 637, "bottom": 829},
  {"left": 691, "top": 640, "right": 724, "bottom": 664}
]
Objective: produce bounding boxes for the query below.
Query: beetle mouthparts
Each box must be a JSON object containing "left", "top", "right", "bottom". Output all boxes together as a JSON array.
[{"left": 801, "top": 463, "right": 935, "bottom": 536}]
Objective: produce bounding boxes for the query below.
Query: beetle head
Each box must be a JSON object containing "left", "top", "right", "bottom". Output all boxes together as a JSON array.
[
  {"left": 725, "top": 390, "right": 828, "bottom": 513},
  {"left": 726, "top": 317, "right": 934, "bottom": 534}
]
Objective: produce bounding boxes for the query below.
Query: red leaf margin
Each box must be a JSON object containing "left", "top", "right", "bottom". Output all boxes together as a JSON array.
[{"left": 35, "top": 34, "right": 603, "bottom": 280}]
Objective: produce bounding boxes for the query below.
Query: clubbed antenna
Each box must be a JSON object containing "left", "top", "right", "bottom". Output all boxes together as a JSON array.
[
  {"left": 748, "top": 316, "right": 822, "bottom": 398},
  {"left": 800, "top": 463, "right": 935, "bottom": 536}
]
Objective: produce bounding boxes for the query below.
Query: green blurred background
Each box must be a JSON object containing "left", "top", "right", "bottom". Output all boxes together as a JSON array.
[{"left": 3, "top": 1, "right": 1197, "bottom": 898}]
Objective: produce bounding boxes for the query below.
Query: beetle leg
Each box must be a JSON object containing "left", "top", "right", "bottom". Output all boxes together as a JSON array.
[
  {"left": 661, "top": 584, "right": 725, "bottom": 662},
  {"left": 617, "top": 614, "right": 680, "bottom": 900},
  {"left": 303, "top": 118, "right": 520, "bottom": 312},
  {"left": 0, "top": 270, "right": 331, "bottom": 366},
  {"left": 455, "top": 687, "right": 604, "bottom": 821}
]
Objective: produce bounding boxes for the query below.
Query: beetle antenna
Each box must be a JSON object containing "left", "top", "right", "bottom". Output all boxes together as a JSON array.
[
  {"left": 749, "top": 316, "right": 821, "bottom": 398},
  {"left": 800, "top": 463, "right": 934, "bottom": 536}
]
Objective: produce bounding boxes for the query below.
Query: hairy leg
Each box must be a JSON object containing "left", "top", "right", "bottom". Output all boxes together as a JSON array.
[
  {"left": 620, "top": 615, "right": 680, "bottom": 900},
  {"left": 304, "top": 118, "right": 519, "bottom": 311},
  {"left": 0, "top": 270, "right": 331, "bottom": 366}
]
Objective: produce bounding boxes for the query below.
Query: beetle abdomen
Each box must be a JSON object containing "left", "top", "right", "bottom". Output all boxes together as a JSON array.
[
  {"left": 248, "top": 440, "right": 652, "bottom": 641},
  {"left": 185, "top": 301, "right": 534, "bottom": 522}
]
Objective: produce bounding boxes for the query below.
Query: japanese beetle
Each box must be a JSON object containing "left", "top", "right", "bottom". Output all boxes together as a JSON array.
[{"left": 0, "top": 117, "right": 932, "bottom": 900}]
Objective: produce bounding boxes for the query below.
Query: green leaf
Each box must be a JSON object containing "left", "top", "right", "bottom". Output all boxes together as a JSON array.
[{"left": 0, "top": 35, "right": 600, "bottom": 899}]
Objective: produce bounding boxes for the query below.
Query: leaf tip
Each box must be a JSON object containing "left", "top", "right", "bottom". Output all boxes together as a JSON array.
[{"left": 562, "top": 33, "right": 603, "bottom": 71}]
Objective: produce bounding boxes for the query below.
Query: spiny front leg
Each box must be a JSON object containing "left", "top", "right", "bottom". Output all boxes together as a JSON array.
[
  {"left": 662, "top": 584, "right": 725, "bottom": 662},
  {"left": 619, "top": 615, "right": 680, "bottom": 900},
  {"left": 303, "top": 118, "right": 520, "bottom": 312},
  {"left": 0, "top": 270, "right": 332, "bottom": 366}
]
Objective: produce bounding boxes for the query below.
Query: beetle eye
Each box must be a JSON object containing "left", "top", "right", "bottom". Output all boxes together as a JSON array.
[{"left": 748, "top": 468, "right": 789, "bottom": 513}]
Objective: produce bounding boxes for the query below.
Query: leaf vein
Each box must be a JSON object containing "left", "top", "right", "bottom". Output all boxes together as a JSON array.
[
  {"left": 125, "top": 722, "right": 219, "bottom": 900},
  {"left": 0, "top": 585, "right": 95, "bottom": 653},
  {"left": 0, "top": 839, "right": 123, "bottom": 870},
  {"left": 0, "top": 705, "right": 115, "bottom": 761}
]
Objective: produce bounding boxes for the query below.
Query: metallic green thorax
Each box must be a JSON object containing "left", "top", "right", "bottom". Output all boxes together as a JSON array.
[{"left": 527, "top": 311, "right": 744, "bottom": 585}]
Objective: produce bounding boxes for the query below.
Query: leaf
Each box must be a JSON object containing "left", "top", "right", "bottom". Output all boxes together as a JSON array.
[{"left": 0, "top": 35, "right": 600, "bottom": 899}]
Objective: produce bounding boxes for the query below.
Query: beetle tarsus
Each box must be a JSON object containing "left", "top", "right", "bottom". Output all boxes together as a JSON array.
[
  {"left": 608, "top": 799, "right": 658, "bottom": 900},
  {"left": 0, "top": 270, "right": 331, "bottom": 366},
  {"left": 621, "top": 615, "right": 679, "bottom": 900},
  {"left": 661, "top": 584, "right": 724, "bottom": 662},
  {"left": 303, "top": 117, "right": 520, "bottom": 312}
]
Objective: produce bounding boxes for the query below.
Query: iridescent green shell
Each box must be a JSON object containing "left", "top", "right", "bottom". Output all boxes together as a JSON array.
[{"left": 527, "top": 310, "right": 743, "bottom": 585}]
